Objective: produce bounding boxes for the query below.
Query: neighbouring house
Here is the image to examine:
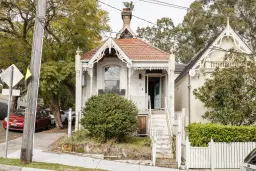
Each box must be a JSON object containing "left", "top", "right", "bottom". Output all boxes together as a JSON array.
[
  {"left": 175, "top": 21, "right": 252, "bottom": 124},
  {"left": 75, "top": 8, "right": 180, "bottom": 159}
]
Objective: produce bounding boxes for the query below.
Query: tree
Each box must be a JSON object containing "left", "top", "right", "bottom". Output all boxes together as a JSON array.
[
  {"left": 193, "top": 53, "right": 256, "bottom": 126},
  {"left": 137, "top": 0, "right": 256, "bottom": 63},
  {"left": 123, "top": 1, "right": 135, "bottom": 11},
  {"left": 0, "top": 0, "right": 109, "bottom": 128},
  {"left": 137, "top": 17, "right": 176, "bottom": 54}
]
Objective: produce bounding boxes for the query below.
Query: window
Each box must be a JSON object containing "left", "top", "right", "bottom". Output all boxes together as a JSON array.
[{"left": 104, "top": 66, "right": 120, "bottom": 93}]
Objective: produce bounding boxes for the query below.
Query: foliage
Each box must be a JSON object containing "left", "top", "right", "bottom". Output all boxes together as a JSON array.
[
  {"left": 137, "top": 17, "right": 175, "bottom": 54},
  {"left": 81, "top": 94, "right": 138, "bottom": 142},
  {"left": 188, "top": 123, "right": 256, "bottom": 147},
  {"left": 194, "top": 54, "right": 256, "bottom": 126},
  {"left": 0, "top": 0, "right": 109, "bottom": 127},
  {"left": 123, "top": 1, "right": 135, "bottom": 11},
  {"left": 0, "top": 157, "right": 103, "bottom": 171},
  {"left": 137, "top": 0, "right": 256, "bottom": 63}
]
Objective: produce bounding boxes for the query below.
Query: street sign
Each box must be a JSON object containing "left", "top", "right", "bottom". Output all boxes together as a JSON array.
[
  {"left": 2, "top": 89, "right": 20, "bottom": 96},
  {"left": 0, "top": 64, "right": 24, "bottom": 87}
]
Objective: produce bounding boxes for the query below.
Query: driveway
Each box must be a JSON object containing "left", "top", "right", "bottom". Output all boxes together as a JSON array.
[{"left": 0, "top": 120, "right": 23, "bottom": 143}]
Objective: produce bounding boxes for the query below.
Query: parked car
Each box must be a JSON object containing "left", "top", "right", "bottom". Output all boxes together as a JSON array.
[
  {"left": 46, "top": 109, "right": 75, "bottom": 125},
  {"left": 241, "top": 148, "right": 256, "bottom": 171},
  {"left": 3, "top": 108, "right": 51, "bottom": 131}
]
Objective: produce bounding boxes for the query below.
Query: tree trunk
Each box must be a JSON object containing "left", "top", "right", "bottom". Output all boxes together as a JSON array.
[
  {"left": 11, "top": 96, "right": 19, "bottom": 112},
  {"left": 51, "top": 95, "right": 63, "bottom": 129}
]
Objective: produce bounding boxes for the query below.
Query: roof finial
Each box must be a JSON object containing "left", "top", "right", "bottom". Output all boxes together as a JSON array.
[{"left": 227, "top": 17, "right": 230, "bottom": 28}]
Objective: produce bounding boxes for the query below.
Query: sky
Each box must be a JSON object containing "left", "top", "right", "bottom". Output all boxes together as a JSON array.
[{"left": 100, "top": 0, "right": 195, "bottom": 36}]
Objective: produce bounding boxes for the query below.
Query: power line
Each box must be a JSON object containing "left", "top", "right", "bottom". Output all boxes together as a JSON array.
[
  {"left": 139, "top": 0, "right": 189, "bottom": 10},
  {"left": 98, "top": 1, "right": 156, "bottom": 25}
]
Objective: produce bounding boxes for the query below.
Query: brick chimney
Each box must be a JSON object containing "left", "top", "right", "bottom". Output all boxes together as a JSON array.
[
  {"left": 122, "top": 8, "right": 132, "bottom": 29},
  {"left": 117, "top": 8, "right": 136, "bottom": 39}
]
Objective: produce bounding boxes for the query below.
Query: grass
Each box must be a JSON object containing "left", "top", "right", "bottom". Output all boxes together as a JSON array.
[
  {"left": 0, "top": 157, "right": 104, "bottom": 171},
  {"left": 56, "top": 130, "right": 152, "bottom": 160}
]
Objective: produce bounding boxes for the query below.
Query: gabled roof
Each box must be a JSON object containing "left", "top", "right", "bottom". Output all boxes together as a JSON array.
[
  {"left": 175, "top": 25, "right": 252, "bottom": 84},
  {"left": 80, "top": 37, "right": 170, "bottom": 61}
]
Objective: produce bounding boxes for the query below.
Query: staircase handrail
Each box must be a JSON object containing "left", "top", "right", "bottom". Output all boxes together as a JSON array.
[
  {"left": 165, "top": 96, "right": 173, "bottom": 137},
  {"left": 148, "top": 95, "right": 156, "bottom": 166}
]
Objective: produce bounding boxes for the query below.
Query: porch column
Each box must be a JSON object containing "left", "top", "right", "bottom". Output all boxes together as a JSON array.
[
  {"left": 168, "top": 53, "right": 175, "bottom": 131},
  {"left": 128, "top": 67, "right": 131, "bottom": 99},
  {"left": 89, "top": 67, "right": 93, "bottom": 97},
  {"left": 75, "top": 48, "right": 82, "bottom": 131}
]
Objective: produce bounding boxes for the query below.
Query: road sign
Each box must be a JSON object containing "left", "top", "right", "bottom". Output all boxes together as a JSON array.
[
  {"left": 2, "top": 89, "right": 20, "bottom": 96},
  {"left": 0, "top": 64, "right": 24, "bottom": 87}
]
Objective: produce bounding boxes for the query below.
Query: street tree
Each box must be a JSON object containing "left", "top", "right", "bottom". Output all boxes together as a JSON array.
[{"left": 0, "top": 0, "right": 109, "bottom": 128}]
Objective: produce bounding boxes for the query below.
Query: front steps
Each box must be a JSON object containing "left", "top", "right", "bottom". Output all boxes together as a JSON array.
[{"left": 151, "top": 110, "right": 173, "bottom": 159}]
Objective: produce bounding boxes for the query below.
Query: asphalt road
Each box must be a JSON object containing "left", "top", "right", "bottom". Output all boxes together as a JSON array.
[{"left": 0, "top": 120, "right": 23, "bottom": 143}]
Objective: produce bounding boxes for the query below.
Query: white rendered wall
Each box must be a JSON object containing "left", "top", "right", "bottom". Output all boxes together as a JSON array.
[
  {"left": 130, "top": 70, "right": 146, "bottom": 110},
  {"left": 175, "top": 75, "right": 189, "bottom": 117}
]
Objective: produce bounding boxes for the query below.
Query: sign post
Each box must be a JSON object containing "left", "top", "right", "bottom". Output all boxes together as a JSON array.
[
  {"left": 4, "top": 65, "right": 14, "bottom": 158},
  {"left": 0, "top": 64, "right": 24, "bottom": 158}
]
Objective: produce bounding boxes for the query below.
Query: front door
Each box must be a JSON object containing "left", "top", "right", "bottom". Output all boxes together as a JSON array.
[{"left": 154, "top": 82, "right": 161, "bottom": 109}]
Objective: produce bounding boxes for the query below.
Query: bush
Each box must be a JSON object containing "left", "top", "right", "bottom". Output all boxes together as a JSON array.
[
  {"left": 188, "top": 123, "right": 256, "bottom": 147},
  {"left": 81, "top": 94, "right": 138, "bottom": 142}
]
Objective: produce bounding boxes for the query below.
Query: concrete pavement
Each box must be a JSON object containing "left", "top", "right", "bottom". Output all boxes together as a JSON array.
[
  {"left": 8, "top": 149, "right": 179, "bottom": 171},
  {"left": 0, "top": 132, "right": 65, "bottom": 157},
  {"left": 0, "top": 164, "right": 53, "bottom": 171}
]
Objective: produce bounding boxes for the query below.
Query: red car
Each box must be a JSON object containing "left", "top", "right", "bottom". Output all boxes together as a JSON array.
[{"left": 3, "top": 108, "right": 51, "bottom": 131}]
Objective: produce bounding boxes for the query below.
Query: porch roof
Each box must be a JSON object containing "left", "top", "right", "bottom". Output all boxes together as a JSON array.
[{"left": 80, "top": 37, "right": 170, "bottom": 61}]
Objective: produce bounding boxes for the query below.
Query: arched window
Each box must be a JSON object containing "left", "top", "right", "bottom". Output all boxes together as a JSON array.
[{"left": 104, "top": 66, "right": 120, "bottom": 93}]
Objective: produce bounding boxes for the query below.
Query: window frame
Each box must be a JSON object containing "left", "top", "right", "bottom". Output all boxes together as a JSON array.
[{"left": 103, "top": 65, "right": 121, "bottom": 93}]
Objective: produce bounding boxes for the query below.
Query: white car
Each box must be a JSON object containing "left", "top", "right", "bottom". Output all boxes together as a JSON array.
[
  {"left": 241, "top": 148, "right": 256, "bottom": 171},
  {"left": 46, "top": 109, "right": 68, "bottom": 125}
]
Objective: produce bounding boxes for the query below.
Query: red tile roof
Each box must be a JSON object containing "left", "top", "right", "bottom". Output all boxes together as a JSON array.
[{"left": 80, "top": 38, "right": 170, "bottom": 61}]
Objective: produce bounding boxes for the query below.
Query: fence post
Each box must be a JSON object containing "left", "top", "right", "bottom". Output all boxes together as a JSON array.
[
  {"left": 176, "top": 112, "right": 182, "bottom": 168},
  {"left": 185, "top": 136, "right": 190, "bottom": 170},
  {"left": 210, "top": 138, "right": 215, "bottom": 171}
]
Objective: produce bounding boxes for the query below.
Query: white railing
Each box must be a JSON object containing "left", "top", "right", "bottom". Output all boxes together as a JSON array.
[
  {"left": 148, "top": 95, "right": 156, "bottom": 166},
  {"left": 205, "top": 61, "right": 239, "bottom": 68},
  {"left": 174, "top": 109, "right": 186, "bottom": 168},
  {"left": 184, "top": 137, "right": 256, "bottom": 169},
  {"left": 130, "top": 95, "right": 148, "bottom": 111},
  {"left": 164, "top": 97, "right": 172, "bottom": 137}
]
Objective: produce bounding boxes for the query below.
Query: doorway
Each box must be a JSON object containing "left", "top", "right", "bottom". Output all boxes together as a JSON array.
[{"left": 148, "top": 77, "right": 161, "bottom": 110}]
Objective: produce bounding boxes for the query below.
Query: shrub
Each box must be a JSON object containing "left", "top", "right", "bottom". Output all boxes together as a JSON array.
[
  {"left": 188, "top": 123, "right": 256, "bottom": 147},
  {"left": 81, "top": 93, "right": 138, "bottom": 142}
]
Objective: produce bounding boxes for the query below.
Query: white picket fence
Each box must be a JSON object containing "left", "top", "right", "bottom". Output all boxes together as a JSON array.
[
  {"left": 182, "top": 137, "right": 256, "bottom": 169},
  {"left": 174, "top": 109, "right": 256, "bottom": 169}
]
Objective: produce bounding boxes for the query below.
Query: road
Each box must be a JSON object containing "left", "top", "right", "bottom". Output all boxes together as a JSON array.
[{"left": 0, "top": 120, "right": 23, "bottom": 143}]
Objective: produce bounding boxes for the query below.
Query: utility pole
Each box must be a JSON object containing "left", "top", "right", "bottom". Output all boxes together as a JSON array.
[{"left": 20, "top": 0, "right": 46, "bottom": 164}]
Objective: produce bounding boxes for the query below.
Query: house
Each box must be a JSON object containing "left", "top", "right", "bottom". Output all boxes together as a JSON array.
[
  {"left": 175, "top": 21, "right": 252, "bottom": 124},
  {"left": 75, "top": 8, "right": 178, "bottom": 159}
]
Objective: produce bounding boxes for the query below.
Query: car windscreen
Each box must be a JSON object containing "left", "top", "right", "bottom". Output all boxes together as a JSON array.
[
  {"left": 15, "top": 109, "right": 26, "bottom": 116},
  {"left": 244, "top": 148, "right": 256, "bottom": 163}
]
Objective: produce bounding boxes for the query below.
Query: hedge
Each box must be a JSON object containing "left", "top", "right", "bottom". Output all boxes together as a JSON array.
[
  {"left": 81, "top": 93, "right": 138, "bottom": 142},
  {"left": 188, "top": 123, "right": 256, "bottom": 147}
]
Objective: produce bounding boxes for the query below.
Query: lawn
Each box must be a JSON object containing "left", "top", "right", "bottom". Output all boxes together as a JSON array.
[{"left": 0, "top": 157, "right": 104, "bottom": 171}]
